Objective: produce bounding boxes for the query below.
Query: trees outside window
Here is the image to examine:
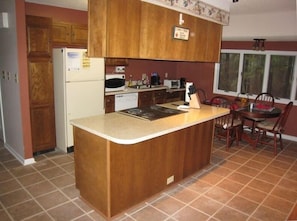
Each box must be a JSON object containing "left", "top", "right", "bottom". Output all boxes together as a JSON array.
[{"left": 214, "top": 50, "right": 297, "bottom": 104}]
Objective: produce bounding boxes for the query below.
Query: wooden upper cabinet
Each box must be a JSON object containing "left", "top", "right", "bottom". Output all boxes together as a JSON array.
[
  {"left": 26, "top": 15, "right": 52, "bottom": 57},
  {"left": 88, "top": 0, "right": 222, "bottom": 62},
  {"left": 205, "top": 22, "right": 222, "bottom": 62},
  {"left": 52, "top": 21, "right": 88, "bottom": 47},
  {"left": 88, "top": 0, "right": 141, "bottom": 58},
  {"left": 139, "top": 2, "right": 220, "bottom": 62}
]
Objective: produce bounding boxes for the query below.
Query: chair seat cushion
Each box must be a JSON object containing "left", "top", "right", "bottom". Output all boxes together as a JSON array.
[
  {"left": 256, "top": 120, "right": 275, "bottom": 130},
  {"left": 216, "top": 119, "right": 242, "bottom": 129}
]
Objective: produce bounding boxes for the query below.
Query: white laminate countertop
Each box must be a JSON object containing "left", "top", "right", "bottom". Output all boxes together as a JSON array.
[{"left": 70, "top": 102, "right": 229, "bottom": 145}]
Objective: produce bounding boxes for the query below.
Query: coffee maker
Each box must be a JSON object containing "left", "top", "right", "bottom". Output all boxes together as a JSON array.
[
  {"left": 180, "top": 77, "right": 186, "bottom": 88},
  {"left": 151, "top": 72, "right": 160, "bottom": 85}
]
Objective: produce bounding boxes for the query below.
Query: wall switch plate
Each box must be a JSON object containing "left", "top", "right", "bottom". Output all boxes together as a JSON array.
[
  {"left": 115, "top": 66, "right": 125, "bottom": 73},
  {"left": 166, "top": 175, "right": 174, "bottom": 185}
]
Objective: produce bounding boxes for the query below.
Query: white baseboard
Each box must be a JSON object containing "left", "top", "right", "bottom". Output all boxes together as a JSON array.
[{"left": 4, "top": 143, "right": 35, "bottom": 166}]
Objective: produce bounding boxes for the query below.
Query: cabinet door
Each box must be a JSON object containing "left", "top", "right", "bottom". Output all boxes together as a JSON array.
[
  {"left": 106, "top": 0, "right": 141, "bottom": 57},
  {"left": 71, "top": 24, "right": 88, "bottom": 46},
  {"left": 138, "top": 91, "right": 153, "bottom": 108},
  {"left": 26, "top": 15, "right": 52, "bottom": 57},
  {"left": 52, "top": 21, "right": 71, "bottom": 45},
  {"left": 28, "top": 58, "right": 56, "bottom": 152},
  {"left": 105, "top": 95, "right": 115, "bottom": 113},
  {"left": 88, "top": 0, "right": 107, "bottom": 57},
  {"left": 205, "top": 22, "right": 222, "bottom": 62},
  {"left": 153, "top": 89, "right": 166, "bottom": 104}
]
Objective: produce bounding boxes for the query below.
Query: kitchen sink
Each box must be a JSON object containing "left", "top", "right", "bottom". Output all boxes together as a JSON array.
[{"left": 128, "top": 85, "right": 165, "bottom": 90}]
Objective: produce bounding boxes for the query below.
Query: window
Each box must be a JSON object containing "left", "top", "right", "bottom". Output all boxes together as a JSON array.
[{"left": 214, "top": 50, "right": 297, "bottom": 104}]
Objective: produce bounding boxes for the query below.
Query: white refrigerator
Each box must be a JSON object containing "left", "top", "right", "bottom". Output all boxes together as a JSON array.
[{"left": 53, "top": 48, "right": 105, "bottom": 153}]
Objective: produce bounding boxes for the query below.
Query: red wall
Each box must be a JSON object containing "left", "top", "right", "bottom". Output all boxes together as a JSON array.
[{"left": 25, "top": 3, "right": 87, "bottom": 24}]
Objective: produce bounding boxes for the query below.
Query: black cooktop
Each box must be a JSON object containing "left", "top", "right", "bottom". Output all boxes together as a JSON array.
[{"left": 119, "top": 105, "right": 185, "bottom": 121}]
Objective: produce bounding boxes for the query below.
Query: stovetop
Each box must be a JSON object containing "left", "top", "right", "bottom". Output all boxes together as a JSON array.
[{"left": 119, "top": 105, "right": 185, "bottom": 121}]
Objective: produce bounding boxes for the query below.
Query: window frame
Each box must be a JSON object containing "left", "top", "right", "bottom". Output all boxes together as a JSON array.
[{"left": 214, "top": 49, "right": 297, "bottom": 105}]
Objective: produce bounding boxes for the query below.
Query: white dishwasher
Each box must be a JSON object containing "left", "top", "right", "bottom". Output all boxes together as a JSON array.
[{"left": 115, "top": 93, "right": 138, "bottom": 111}]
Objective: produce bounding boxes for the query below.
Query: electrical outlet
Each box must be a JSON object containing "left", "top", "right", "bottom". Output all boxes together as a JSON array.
[
  {"left": 115, "top": 66, "right": 125, "bottom": 73},
  {"left": 166, "top": 175, "right": 174, "bottom": 185}
]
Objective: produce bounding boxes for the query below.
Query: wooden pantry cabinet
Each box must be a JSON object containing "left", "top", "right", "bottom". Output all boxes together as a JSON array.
[
  {"left": 52, "top": 21, "right": 88, "bottom": 48},
  {"left": 26, "top": 15, "right": 56, "bottom": 153}
]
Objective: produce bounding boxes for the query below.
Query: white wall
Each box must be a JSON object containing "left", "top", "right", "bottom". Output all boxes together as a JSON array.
[
  {"left": 222, "top": 10, "right": 297, "bottom": 41},
  {"left": 0, "top": 0, "right": 25, "bottom": 160}
]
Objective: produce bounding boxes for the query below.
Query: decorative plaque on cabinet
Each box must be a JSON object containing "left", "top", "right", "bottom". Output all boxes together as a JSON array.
[{"left": 172, "top": 26, "right": 189, "bottom": 41}]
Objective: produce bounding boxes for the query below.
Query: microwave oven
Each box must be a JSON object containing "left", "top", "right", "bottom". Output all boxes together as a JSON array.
[
  {"left": 105, "top": 74, "right": 126, "bottom": 92},
  {"left": 163, "top": 79, "right": 180, "bottom": 89}
]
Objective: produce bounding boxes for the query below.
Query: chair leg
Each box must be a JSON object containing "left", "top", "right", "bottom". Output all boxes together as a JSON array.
[
  {"left": 273, "top": 133, "right": 278, "bottom": 156},
  {"left": 279, "top": 133, "right": 283, "bottom": 150},
  {"left": 235, "top": 127, "right": 239, "bottom": 146}
]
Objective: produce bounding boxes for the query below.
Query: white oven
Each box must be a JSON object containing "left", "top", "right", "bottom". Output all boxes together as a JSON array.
[{"left": 115, "top": 93, "right": 138, "bottom": 111}]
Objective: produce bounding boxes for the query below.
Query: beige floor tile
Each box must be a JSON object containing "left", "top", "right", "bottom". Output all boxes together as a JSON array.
[
  {"left": 9, "top": 165, "right": 36, "bottom": 177},
  {"left": 167, "top": 186, "right": 200, "bottom": 204},
  {"left": 40, "top": 166, "right": 67, "bottom": 179},
  {"left": 130, "top": 205, "right": 168, "bottom": 221},
  {"left": 172, "top": 206, "right": 210, "bottom": 221},
  {"left": 216, "top": 178, "right": 244, "bottom": 194},
  {"left": 236, "top": 165, "right": 261, "bottom": 177},
  {"left": 0, "top": 189, "right": 31, "bottom": 207},
  {"left": 32, "top": 159, "right": 56, "bottom": 171},
  {"left": 252, "top": 205, "right": 288, "bottom": 221},
  {"left": 0, "top": 210, "right": 11, "bottom": 221},
  {"left": 227, "top": 171, "right": 253, "bottom": 185},
  {"left": 50, "top": 174, "right": 75, "bottom": 188},
  {"left": 151, "top": 195, "right": 185, "bottom": 215},
  {"left": 0, "top": 170, "right": 13, "bottom": 182},
  {"left": 60, "top": 184, "right": 80, "bottom": 199},
  {"left": 17, "top": 172, "right": 45, "bottom": 187},
  {"left": 227, "top": 195, "right": 258, "bottom": 215},
  {"left": 25, "top": 180, "right": 56, "bottom": 197},
  {"left": 244, "top": 159, "right": 267, "bottom": 170},
  {"left": 214, "top": 206, "right": 249, "bottom": 221},
  {"left": 262, "top": 195, "right": 294, "bottom": 214},
  {"left": 36, "top": 190, "right": 68, "bottom": 210},
  {"left": 0, "top": 178, "right": 21, "bottom": 195},
  {"left": 50, "top": 155, "right": 74, "bottom": 165},
  {"left": 197, "top": 171, "right": 225, "bottom": 185},
  {"left": 190, "top": 195, "right": 223, "bottom": 215},
  {"left": 238, "top": 186, "right": 268, "bottom": 204},
  {"left": 248, "top": 178, "right": 275, "bottom": 193},
  {"left": 6, "top": 199, "right": 43, "bottom": 221},
  {"left": 270, "top": 186, "right": 297, "bottom": 203},
  {"left": 185, "top": 180, "right": 213, "bottom": 194},
  {"left": 47, "top": 202, "right": 85, "bottom": 220},
  {"left": 255, "top": 171, "right": 282, "bottom": 184},
  {"left": 204, "top": 186, "right": 234, "bottom": 204},
  {"left": 73, "top": 198, "right": 94, "bottom": 213},
  {"left": 22, "top": 212, "right": 53, "bottom": 221}
]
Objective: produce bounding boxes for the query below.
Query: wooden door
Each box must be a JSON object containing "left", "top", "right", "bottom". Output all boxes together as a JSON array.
[{"left": 26, "top": 15, "right": 56, "bottom": 153}]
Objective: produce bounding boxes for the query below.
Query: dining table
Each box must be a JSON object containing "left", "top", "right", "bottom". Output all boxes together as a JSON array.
[{"left": 235, "top": 104, "right": 282, "bottom": 146}]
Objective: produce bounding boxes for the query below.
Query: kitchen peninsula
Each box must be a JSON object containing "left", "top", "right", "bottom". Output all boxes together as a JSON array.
[{"left": 71, "top": 103, "right": 229, "bottom": 219}]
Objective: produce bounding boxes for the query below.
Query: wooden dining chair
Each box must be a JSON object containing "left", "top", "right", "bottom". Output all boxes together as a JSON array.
[
  {"left": 254, "top": 101, "right": 293, "bottom": 155},
  {"left": 210, "top": 96, "right": 242, "bottom": 150},
  {"left": 244, "top": 92, "right": 275, "bottom": 133}
]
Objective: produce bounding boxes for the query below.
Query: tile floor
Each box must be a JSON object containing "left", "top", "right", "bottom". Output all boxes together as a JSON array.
[{"left": 0, "top": 138, "right": 297, "bottom": 221}]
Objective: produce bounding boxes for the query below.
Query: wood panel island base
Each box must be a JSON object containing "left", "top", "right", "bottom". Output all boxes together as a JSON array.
[{"left": 71, "top": 103, "right": 229, "bottom": 219}]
